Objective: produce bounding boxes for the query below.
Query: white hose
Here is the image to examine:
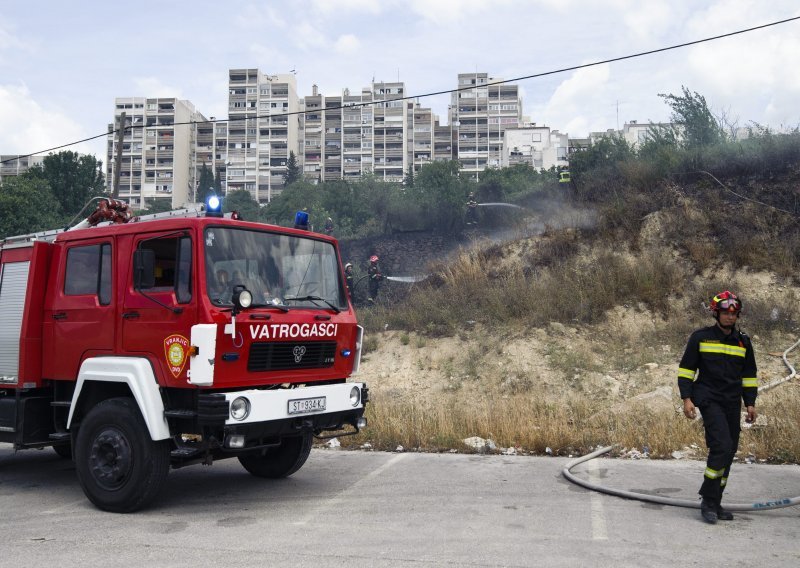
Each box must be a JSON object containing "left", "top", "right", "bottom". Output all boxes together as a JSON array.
[
  {"left": 563, "top": 445, "right": 800, "bottom": 511},
  {"left": 758, "top": 337, "right": 800, "bottom": 393},
  {"left": 562, "top": 338, "right": 800, "bottom": 511}
]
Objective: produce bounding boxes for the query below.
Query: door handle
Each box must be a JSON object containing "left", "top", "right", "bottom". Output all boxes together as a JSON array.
[
  {"left": 52, "top": 312, "right": 67, "bottom": 320},
  {"left": 122, "top": 311, "right": 140, "bottom": 319}
]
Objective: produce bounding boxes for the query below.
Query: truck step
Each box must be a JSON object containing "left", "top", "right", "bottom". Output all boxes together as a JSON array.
[
  {"left": 49, "top": 432, "right": 71, "bottom": 441},
  {"left": 50, "top": 401, "right": 71, "bottom": 408},
  {"left": 164, "top": 409, "right": 197, "bottom": 419}
]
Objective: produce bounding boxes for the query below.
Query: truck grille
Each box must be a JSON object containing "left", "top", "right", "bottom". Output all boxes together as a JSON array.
[{"left": 247, "top": 341, "right": 337, "bottom": 372}]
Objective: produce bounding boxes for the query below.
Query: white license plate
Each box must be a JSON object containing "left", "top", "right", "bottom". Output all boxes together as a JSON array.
[{"left": 288, "top": 396, "right": 326, "bottom": 415}]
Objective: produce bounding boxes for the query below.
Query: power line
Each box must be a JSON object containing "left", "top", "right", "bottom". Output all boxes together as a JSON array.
[{"left": 3, "top": 15, "right": 799, "bottom": 165}]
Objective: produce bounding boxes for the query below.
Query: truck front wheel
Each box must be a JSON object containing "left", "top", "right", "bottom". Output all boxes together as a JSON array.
[
  {"left": 238, "top": 432, "right": 313, "bottom": 478},
  {"left": 75, "top": 397, "right": 170, "bottom": 513}
]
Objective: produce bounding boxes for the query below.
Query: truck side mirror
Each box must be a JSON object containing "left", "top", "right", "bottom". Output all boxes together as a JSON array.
[{"left": 133, "top": 249, "right": 156, "bottom": 290}]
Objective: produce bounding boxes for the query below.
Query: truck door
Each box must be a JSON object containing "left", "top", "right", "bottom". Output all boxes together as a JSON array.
[
  {"left": 42, "top": 241, "right": 115, "bottom": 379},
  {"left": 121, "top": 233, "right": 196, "bottom": 385}
]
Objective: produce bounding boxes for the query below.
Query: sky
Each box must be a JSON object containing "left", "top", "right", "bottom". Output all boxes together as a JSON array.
[{"left": 1, "top": 0, "right": 799, "bottom": 163}]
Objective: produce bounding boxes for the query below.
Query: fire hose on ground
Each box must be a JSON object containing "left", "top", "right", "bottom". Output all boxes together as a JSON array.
[{"left": 562, "top": 338, "right": 800, "bottom": 512}]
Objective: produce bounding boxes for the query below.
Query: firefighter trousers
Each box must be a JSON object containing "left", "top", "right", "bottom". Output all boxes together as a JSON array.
[{"left": 698, "top": 401, "right": 741, "bottom": 502}]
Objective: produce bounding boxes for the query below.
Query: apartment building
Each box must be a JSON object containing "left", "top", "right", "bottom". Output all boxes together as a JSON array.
[
  {"left": 621, "top": 121, "right": 675, "bottom": 147},
  {"left": 298, "top": 82, "right": 448, "bottom": 184},
  {"left": 372, "top": 81, "right": 408, "bottom": 182},
  {"left": 450, "top": 72, "right": 522, "bottom": 179},
  {"left": 194, "top": 117, "right": 228, "bottom": 197},
  {"left": 105, "top": 70, "right": 527, "bottom": 201},
  {"left": 299, "top": 85, "right": 375, "bottom": 182},
  {"left": 0, "top": 154, "right": 45, "bottom": 184},
  {"left": 502, "top": 126, "right": 569, "bottom": 171},
  {"left": 106, "top": 97, "right": 203, "bottom": 209},
  {"left": 226, "top": 68, "right": 298, "bottom": 202}
]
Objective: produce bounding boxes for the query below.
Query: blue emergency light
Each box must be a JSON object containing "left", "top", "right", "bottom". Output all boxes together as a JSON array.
[
  {"left": 293, "top": 209, "right": 309, "bottom": 230},
  {"left": 206, "top": 195, "right": 223, "bottom": 217}
]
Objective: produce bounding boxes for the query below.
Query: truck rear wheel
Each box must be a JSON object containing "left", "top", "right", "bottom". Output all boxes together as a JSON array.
[
  {"left": 74, "top": 397, "right": 170, "bottom": 513},
  {"left": 238, "top": 432, "right": 313, "bottom": 478}
]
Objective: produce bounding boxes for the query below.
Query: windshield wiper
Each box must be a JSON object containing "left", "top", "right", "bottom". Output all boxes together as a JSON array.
[
  {"left": 250, "top": 301, "right": 290, "bottom": 313},
  {"left": 284, "top": 295, "right": 341, "bottom": 313}
]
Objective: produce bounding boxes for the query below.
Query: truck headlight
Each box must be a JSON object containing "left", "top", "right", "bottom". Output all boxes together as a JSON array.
[
  {"left": 350, "top": 386, "right": 361, "bottom": 407},
  {"left": 231, "top": 396, "right": 251, "bottom": 420}
]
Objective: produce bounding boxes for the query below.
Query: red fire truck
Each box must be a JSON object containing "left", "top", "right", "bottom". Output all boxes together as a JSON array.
[{"left": 0, "top": 198, "right": 367, "bottom": 512}]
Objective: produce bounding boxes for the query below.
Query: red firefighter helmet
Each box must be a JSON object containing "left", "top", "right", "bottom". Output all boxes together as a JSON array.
[
  {"left": 710, "top": 290, "right": 742, "bottom": 313},
  {"left": 370, "top": 255, "right": 379, "bottom": 263}
]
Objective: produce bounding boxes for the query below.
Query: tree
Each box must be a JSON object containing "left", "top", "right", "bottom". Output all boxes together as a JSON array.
[
  {"left": 135, "top": 198, "right": 174, "bottom": 216},
  {"left": 25, "top": 151, "right": 106, "bottom": 217},
  {"left": 412, "top": 160, "right": 465, "bottom": 234},
  {"left": 284, "top": 151, "right": 301, "bottom": 186},
  {"left": 223, "top": 189, "right": 261, "bottom": 221},
  {"left": 0, "top": 177, "right": 65, "bottom": 238},
  {"left": 658, "top": 86, "right": 723, "bottom": 150},
  {"left": 196, "top": 163, "right": 215, "bottom": 203},
  {"left": 404, "top": 163, "right": 415, "bottom": 188},
  {"left": 213, "top": 169, "right": 223, "bottom": 193}
]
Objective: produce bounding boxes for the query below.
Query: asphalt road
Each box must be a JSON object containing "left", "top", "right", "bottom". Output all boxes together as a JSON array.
[{"left": 0, "top": 445, "right": 798, "bottom": 567}]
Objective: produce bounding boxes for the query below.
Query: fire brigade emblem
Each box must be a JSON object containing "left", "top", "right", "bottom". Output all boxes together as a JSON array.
[
  {"left": 164, "top": 334, "right": 190, "bottom": 378},
  {"left": 293, "top": 345, "right": 306, "bottom": 363}
]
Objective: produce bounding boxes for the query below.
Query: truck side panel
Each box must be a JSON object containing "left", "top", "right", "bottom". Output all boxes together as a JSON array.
[{"left": 0, "top": 242, "right": 50, "bottom": 387}]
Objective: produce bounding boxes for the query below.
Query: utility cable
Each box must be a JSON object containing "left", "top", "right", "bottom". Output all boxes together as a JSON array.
[
  {"left": 3, "top": 15, "right": 799, "bottom": 165},
  {"left": 563, "top": 338, "right": 800, "bottom": 511}
]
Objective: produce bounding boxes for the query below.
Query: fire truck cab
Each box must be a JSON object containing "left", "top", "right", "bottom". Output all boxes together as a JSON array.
[{"left": 0, "top": 202, "right": 367, "bottom": 512}]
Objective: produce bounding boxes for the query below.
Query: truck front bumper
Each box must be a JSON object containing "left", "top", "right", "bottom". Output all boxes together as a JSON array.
[{"left": 219, "top": 382, "right": 367, "bottom": 447}]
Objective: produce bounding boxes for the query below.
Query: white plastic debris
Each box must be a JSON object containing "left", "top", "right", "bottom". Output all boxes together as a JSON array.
[
  {"left": 395, "top": 445, "right": 404, "bottom": 452},
  {"left": 361, "top": 442, "right": 372, "bottom": 450},
  {"left": 326, "top": 437, "right": 341, "bottom": 448},
  {"left": 545, "top": 447, "right": 553, "bottom": 455}
]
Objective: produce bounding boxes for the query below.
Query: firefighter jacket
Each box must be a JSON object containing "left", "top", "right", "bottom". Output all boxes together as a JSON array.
[
  {"left": 368, "top": 265, "right": 382, "bottom": 281},
  {"left": 678, "top": 324, "right": 758, "bottom": 407}
]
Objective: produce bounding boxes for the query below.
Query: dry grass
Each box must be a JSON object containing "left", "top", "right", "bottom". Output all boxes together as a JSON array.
[{"left": 344, "top": 385, "right": 800, "bottom": 462}]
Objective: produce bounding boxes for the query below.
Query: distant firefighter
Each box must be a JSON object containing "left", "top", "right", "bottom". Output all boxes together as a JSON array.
[
  {"left": 367, "top": 255, "right": 382, "bottom": 303},
  {"left": 465, "top": 192, "right": 478, "bottom": 225},
  {"left": 344, "top": 262, "right": 354, "bottom": 296}
]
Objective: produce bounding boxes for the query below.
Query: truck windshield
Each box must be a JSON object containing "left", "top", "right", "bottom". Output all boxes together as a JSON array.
[{"left": 204, "top": 227, "right": 347, "bottom": 310}]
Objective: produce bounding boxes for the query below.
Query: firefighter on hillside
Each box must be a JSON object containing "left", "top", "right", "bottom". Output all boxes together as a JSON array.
[
  {"left": 678, "top": 290, "right": 758, "bottom": 524},
  {"left": 465, "top": 192, "right": 478, "bottom": 225},
  {"left": 367, "top": 255, "right": 382, "bottom": 304},
  {"left": 324, "top": 217, "right": 334, "bottom": 236},
  {"left": 344, "top": 262, "right": 354, "bottom": 297}
]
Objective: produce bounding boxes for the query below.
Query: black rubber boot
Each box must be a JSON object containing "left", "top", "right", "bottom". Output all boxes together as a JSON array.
[
  {"left": 700, "top": 499, "right": 718, "bottom": 524},
  {"left": 716, "top": 504, "right": 734, "bottom": 521}
]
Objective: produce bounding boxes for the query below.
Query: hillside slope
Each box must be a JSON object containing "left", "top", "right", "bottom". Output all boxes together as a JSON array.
[{"left": 351, "top": 174, "right": 800, "bottom": 460}]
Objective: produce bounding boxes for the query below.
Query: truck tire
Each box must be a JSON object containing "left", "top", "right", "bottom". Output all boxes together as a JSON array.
[
  {"left": 74, "top": 397, "right": 170, "bottom": 513},
  {"left": 238, "top": 432, "right": 313, "bottom": 478}
]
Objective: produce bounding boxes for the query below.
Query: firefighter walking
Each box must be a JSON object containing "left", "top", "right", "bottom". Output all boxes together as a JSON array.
[{"left": 678, "top": 290, "right": 758, "bottom": 523}]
